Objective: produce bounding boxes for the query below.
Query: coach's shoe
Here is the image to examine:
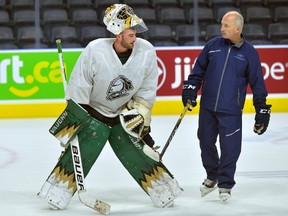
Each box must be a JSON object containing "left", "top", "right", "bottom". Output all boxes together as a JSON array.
[
  {"left": 218, "top": 188, "right": 231, "bottom": 202},
  {"left": 200, "top": 179, "right": 218, "bottom": 197}
]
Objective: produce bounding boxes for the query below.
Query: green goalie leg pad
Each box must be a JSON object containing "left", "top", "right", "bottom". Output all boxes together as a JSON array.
[
  {"left": 49, "top": 99, "right": 92, "bottom": 145},
  {"left": 38, "top": 101, "right": 111, "bottom": 209},
  {"left": 108, "top": 124, "right": 176, "bottom": 194},
  {"left": 47, "top": 117, "right": 110, "bottom": 193}
]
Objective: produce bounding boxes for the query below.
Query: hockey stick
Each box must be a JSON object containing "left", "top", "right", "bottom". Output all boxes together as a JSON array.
[
  {"left": 160, "top": 104, "right": 191, "bottom": 160},
  {"left": 56, "top": 39, "right": 111, "bottom": 215}
]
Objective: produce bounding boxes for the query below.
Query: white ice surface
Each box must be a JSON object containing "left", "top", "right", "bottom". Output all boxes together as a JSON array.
[{"left": 0, "top": 113, "right": 287, "bottom": 216}]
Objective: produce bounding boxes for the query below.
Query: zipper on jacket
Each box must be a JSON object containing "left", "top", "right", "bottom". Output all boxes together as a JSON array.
[
  {"left": 214, "top": 46, "right": 232, "bottom": 111},
  {"left": 237, "top": 88, "right": 240, "bottom": 106}
]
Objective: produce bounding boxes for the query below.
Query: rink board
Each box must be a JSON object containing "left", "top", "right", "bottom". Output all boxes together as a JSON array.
[
  {"left": 0, "top": 45, "right": 287, "bottom": 118},
  {"left": 0, "top": 96, "right": 286, "bottom": 118}
]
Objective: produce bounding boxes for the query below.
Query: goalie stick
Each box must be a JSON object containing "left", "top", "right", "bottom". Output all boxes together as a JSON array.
[
  {"left": 56, "top": 39, "right": 111, "bottom": 215},
  {"left": 160, "top": 104, "right": 191, "bottom": 160}
]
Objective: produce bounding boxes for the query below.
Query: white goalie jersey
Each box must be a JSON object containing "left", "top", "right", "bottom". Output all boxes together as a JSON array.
[{"left": 66, "top": 38, "right": 158, "bottom": 118}]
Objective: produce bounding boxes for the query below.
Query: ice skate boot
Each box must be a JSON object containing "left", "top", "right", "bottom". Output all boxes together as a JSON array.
[
  {"left": 200, "top": 179, "right": 218, "bottom": 197},
  {"left": 218, "top": 188, "right": 231, "bottom": 202}
]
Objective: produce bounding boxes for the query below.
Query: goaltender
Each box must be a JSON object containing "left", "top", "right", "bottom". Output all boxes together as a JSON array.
[{"left": 37, "top": 4, "right": 182, "bottom": 211}]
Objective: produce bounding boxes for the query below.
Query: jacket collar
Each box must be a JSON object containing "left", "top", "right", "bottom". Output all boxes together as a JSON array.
[{"left": 225, "top": 34, "right": 244, "bottom": 48}]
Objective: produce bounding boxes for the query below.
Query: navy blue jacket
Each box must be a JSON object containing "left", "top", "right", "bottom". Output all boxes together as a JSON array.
[{"left": 188, "top": 36, "right": 268, "bottom": 115}]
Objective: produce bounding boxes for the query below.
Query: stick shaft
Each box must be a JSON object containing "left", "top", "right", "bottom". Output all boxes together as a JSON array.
[{"left": 56, "top": 39, "right": 67, "bottom": 91}]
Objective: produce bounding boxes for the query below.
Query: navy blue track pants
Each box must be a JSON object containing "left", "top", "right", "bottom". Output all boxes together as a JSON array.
[{"left": 197, "top": 107, "right": 242, "bottom": 189}]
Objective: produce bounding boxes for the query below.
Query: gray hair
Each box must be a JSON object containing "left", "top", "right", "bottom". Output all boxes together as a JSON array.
[{"left": 226, "top": 11, "right": 244, "bottom": 32}]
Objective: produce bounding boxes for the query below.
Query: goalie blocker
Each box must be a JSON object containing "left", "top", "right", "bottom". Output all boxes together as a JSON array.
[{"left": 38, "top": 99, "right": 182, "bottom": 210}]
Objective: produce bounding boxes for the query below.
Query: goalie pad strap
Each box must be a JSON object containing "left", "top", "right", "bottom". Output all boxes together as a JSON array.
[{"left": 142, "top": 130, "right": 155, "bottom": 148}]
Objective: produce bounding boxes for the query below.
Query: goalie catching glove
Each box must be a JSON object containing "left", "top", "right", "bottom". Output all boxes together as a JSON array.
[{"left": 120, "top": 99, "right": 151, "bottom": 139}]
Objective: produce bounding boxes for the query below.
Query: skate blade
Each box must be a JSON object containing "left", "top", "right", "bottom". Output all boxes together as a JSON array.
[
  {"left": 200, "top": 186, "right": 218, "bottom": 197},
  {"left": 219, "top": 194, "right": 231, "bottom": 203}
]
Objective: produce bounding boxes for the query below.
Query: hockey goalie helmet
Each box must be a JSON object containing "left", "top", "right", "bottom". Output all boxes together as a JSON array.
[{"left": 103, "top": 4, "right": 148, "bottom": 35}]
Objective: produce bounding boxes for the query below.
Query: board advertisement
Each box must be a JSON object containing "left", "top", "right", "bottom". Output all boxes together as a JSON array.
[{"left": 0, "top": 45, "right": 287, "bottom": 117}]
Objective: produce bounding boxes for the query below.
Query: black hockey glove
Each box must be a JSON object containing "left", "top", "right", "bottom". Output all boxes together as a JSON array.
[
  {"left": 182, "top": 80, "right": 198, "bottom": 111},
  {"left": 253, "top": 104, "right": 272, "bottom": 135}
]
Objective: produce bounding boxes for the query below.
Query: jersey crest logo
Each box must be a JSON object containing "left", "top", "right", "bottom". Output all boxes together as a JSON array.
[{"left": 106, "top": 75, "right": 134, "bottom": 101}]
